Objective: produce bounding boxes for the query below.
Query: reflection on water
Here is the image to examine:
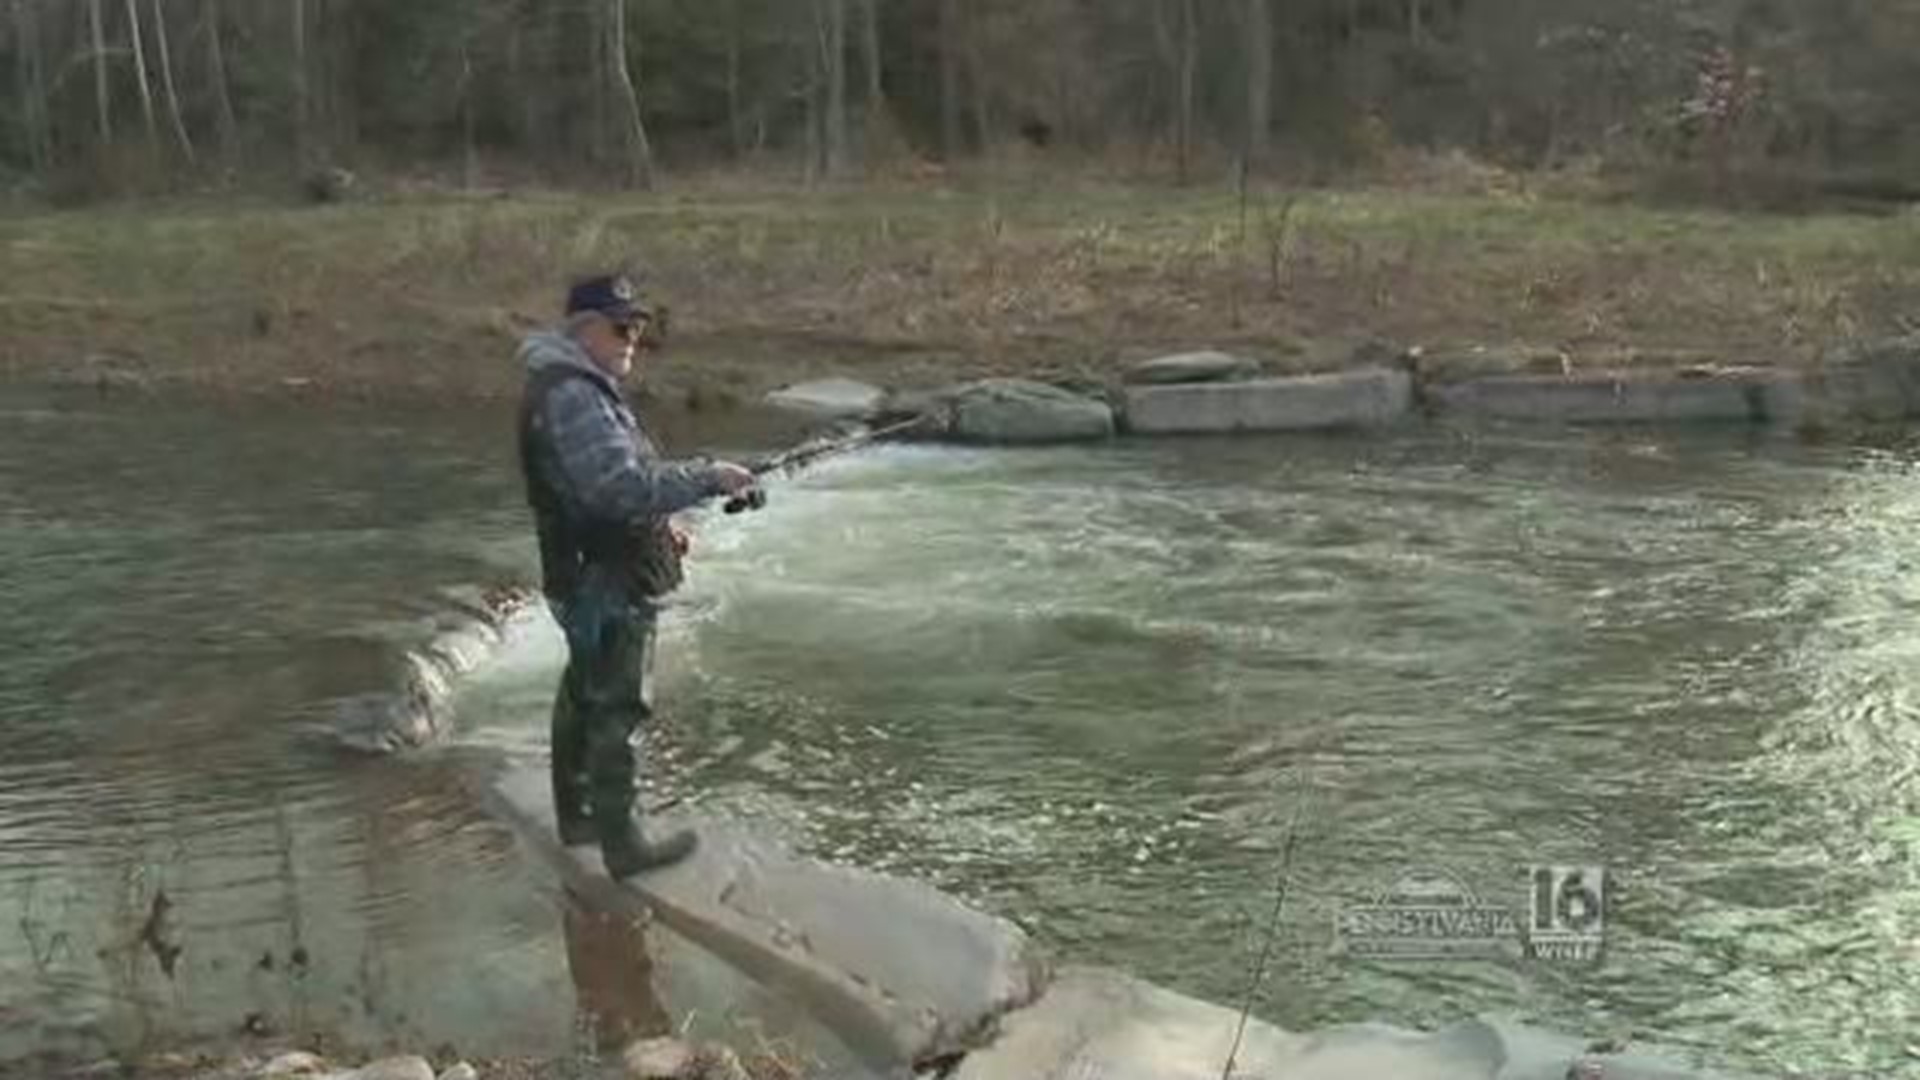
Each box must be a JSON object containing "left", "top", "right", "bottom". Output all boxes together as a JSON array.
[
  {"left": 11, "top": 383, "right": 1920, "bottom": 1077},
  {"left": 0, "top": 387, "right": 801, "bottom": 1068},
  {"left": 561, "top": 899, "right": 672, "bottom": 1053}
]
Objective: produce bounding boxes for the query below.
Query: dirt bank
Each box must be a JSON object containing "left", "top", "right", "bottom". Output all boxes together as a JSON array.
[{"left": 2, "top": 181, "right": 1913, "bottom": 410}]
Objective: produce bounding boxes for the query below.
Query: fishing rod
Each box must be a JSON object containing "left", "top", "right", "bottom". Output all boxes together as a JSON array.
[{"left": 721, "top": 413, "right": 931, "bottom": 514}]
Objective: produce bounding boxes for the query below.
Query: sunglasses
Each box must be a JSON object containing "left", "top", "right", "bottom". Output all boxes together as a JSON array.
[{"left": 608, "top": 312, "right": 652, "bottom": 343}]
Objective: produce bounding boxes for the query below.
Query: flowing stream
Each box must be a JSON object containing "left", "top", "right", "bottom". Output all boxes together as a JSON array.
[{"left": 6, "top": 386, "right": 1920, "bottom": 1076}]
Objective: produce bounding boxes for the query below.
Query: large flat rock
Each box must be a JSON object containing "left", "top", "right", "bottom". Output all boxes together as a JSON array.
[
  {"left": 1122, "top": 369, "right": 1412, "bottom": 434},
  {"left": 954, "top": 967, "right": 1764, "bottom": 1080},
  {"left": 483, "top": 766, "right": 1046, "bottom": 1073}
]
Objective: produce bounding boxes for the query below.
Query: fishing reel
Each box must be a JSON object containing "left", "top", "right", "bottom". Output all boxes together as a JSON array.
[{"left": 722, "top": 486, "right": 768, "bottom": 515}]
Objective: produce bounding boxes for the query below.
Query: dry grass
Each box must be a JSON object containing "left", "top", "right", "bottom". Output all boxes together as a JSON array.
[{"left": 1, "top": 178, "right": 1916, "bottom": 406}]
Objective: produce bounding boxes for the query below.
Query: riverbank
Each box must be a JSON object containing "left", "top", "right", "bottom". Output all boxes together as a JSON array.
[{"left": 2, "top": 180, "right": 1914, "bottom": 410}]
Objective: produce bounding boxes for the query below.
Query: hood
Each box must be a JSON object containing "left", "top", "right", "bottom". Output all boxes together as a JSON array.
[{"left": 517, "top": 329, "right": 607, "bottom": 382}]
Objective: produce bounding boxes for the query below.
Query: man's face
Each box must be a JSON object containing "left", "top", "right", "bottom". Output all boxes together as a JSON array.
[{"left": 580, "top": 313, "right": 641, "bottom": 378}]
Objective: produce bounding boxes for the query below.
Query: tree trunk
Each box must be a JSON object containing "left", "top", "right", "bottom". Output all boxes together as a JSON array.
[
  {"left": 824, "top": 0, "right": 848, "bottom": 177},
  {"left": 123, "top": 0, "right": 159, "bottom": 151},
  {"left": 725, "top": 0, "right": 742, "bottom": 159},
  {"left": 88, "top": 0, "right": 112, "bottom": 143},
  {"left": 1177, "top": 0, "right": 1196, "bottom": 185},
  {"left": 1247, "top": 0, "right": 1272, "bottom": 167},
  {"left": 938, "top": 0, "right": 959, "bottom": 160},
  {"left": 1407, "top": 0, "right": 1423, "bottom": 46},
  {"left": 861, "top": 0, "right": 882, "bottom": 110},
  {"left": 609, "top": 0, "right": 655, "bottom": 189},
  {"left": 13, "top": 0, "right": 50, "bottom": 170},
  {"left": 803, "top": 6, "right": 821, "bottom": 183},
  {"left": 459, "top": 38, "right": 477, "bottom": 188},
  {"left": 291, "top": 0, "right": 309, "bottom": 168},
  {"left": 204, "top": 0, "right": 237, "bottom": 161},
  {"left": 962, "top": 1, "right": 988, "bottom": 154},
  {"left": 150, "top": 0, "right": 195, "bottom": 164}
]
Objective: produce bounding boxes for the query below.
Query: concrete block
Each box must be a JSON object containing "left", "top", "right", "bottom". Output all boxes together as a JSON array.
[{"left": 1122, "top": 369, "right": 1412, "bottom": 434}]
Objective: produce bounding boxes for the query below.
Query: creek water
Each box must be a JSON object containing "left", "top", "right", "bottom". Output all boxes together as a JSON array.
[{"left": 5, "top": 386, "right": 1919, "bottom": 1077}]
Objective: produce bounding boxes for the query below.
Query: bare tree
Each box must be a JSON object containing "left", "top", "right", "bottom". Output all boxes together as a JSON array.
[
  {"left": 938, "top": 0, "right": 959, "bottom": 160},
  {"left": 725, "top": 0, "right": 743, "bottom": 159},
  {"left": 88, "top": 0, "right": 112, "bottom": 143},
  {"left": 861, "top": 0, "right": 882, "bottom": 110},
  {"left": 1176, "top": 0, "right": 1196, "bottom": 184},
  {"left": 824, "top": 0, "right": 848, "bottom": 176},
  {"left": 123, "top": 0, "right": 159, "bottom": 150},
  {"left": 150, "top": 0, "right": 194, "bottom": 163},
  {"left": 12, "top": 0, "right": 52, "bottom": 170},
  {"left": 962, "top": 0, "right": 988, "bottom": 153},
  {"left": 609, "top": 0, "right": 655, "bottom": 189},
  {"left": 203, "top": 0, "right": 237, "bottom": 161},
  {"left": 291, "top": 0, "right": 309, "bottom": 167},
  {"left": 1247, "top": 0, "right": 1271, "bottom": 167}
]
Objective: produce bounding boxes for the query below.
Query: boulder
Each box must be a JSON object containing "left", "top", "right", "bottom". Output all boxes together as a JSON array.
[
  {"left": 764, "top": 378, "right": 888, "bottom": 421},
  {"left": 1122, "top": 369, "right": 1412, "bottom": 434},
  {"left": 1123, "top": 351, "right": 1263, "bottom": 385},
  {"left": 947, "top": 379, "right": 1115, "bottom": 444},
  {"left": 435, "top": 1065, "right": 478, "bottom": 1080}
]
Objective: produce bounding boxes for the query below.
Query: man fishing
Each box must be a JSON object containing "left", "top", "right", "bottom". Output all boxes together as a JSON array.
[{"left": 516, "top": 272, "right": 757, "bottom": 879}]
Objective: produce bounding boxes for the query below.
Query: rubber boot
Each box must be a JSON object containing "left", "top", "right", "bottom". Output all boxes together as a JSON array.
[
  {"left": 550, "top": 669, "right": 596, "bottom": 846},
  {"left": 597, "top": 802, "right": 699, "bottom": 879}
]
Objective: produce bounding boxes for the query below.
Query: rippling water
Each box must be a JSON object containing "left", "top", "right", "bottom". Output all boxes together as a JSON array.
[{"left": 8, "top": 386, "right": 1920, "bottom": 1076}]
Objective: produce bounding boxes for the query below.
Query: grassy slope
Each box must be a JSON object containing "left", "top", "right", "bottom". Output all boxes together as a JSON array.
[{"left": 1, "top": 179, "right": 1915, "bottom": 405}]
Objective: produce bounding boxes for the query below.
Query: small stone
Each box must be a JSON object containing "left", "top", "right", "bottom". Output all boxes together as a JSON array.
[
  {"left": 622, "top": 1037, "right": 696, "bottom": 1079},
  {"left": 436, "top": 1064, "right": 479, "bottom": 1080},
  {"left": 340, "top": 1056, "right": 434, "bottom": 1080},
  {"left": 693, "top": 1045, "right": 749, "bottom": 1080},
  {"left": 260, "top": 1051, "right": 329, "bottom": 1077}
]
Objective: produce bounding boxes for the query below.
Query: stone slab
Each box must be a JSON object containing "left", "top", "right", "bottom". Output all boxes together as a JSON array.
[
  {"left": 1426, "top": 372, "right": 1780, "bottom": 424},
  {"left": 1122, "top": 369, "right": 1412, "bottom": 434},
  {"left": 484, "top": 766, "right": 1046, "bottom": 1073}
]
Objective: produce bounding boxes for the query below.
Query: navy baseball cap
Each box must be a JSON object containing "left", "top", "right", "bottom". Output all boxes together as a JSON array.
[{"left": 565, "top": 273, "right": 650, "bottom": 323}]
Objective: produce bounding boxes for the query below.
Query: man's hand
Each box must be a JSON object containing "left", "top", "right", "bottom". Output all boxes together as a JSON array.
[
  {"left": 710, "top": 462, "right": 756, "bottom": 495},
  {"left": 669, "top": 521, "right": 691, "bottom": 557}
]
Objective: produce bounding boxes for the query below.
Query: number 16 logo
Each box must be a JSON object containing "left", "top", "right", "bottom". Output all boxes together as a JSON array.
[{"left": 1528, "top": 865, "right": 1606, "bottom": 963}]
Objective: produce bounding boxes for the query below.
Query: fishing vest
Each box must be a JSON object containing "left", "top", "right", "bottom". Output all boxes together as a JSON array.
[{"left": 518, "top": 364, "right": 684, "bottom": 605}]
